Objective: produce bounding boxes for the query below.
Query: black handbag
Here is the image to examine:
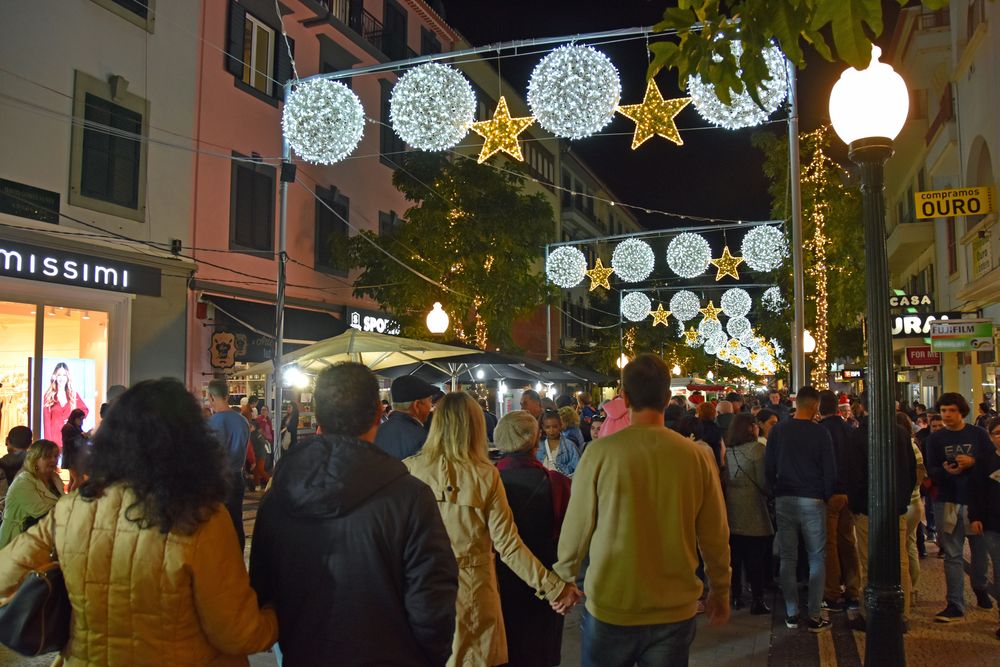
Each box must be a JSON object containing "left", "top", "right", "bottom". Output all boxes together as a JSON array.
[{"left": 0, "top": 522, "right": 71, "bottom": 656}]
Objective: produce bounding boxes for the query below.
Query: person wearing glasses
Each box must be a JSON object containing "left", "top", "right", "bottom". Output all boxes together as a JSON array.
[{"left": 969, "top": 415, "right": 1000, "bottom": 639}]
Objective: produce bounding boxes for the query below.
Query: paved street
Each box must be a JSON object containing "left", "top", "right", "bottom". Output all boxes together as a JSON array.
[{"left": 3, "top": 498, "right": 997, "bottom": 666}]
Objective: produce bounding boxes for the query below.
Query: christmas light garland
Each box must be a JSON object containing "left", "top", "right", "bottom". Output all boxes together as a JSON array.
[
  {"left": 390, "top": 63, "right": 476, "bottom": 151},
  {"left": 666, "top": 233, "right": 711, "bottom": 278},
  {"left": 621, "top": 292, "right": 652, "bottom": 322},
  {"left": 282, "top": 80, "right": 365, "bottom": 164},
  {"left": 611, "top": 239, "right": 655, "bottom": 282},
  {"left": 720, "top": 287, "right": 752, "bottom": 317},
  {"left": 741, "top": 225, "right": 788, "bottom": 272},
  {"left": 545, "top": 246, "right": 588, "bottom": 288},
  {"left": 669, "top": 290, "right": 701, "bottom": 321},
  {"left": 527, "top": 45, "right": 621, "bottom": 140},
  {"left": 686, "top": 41, "right": 788, "bottom": 130}
]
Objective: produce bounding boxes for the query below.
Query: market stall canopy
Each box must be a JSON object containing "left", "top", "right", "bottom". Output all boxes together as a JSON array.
[{"left": 233, "top": 329, "right": 480, "bottom": 376}]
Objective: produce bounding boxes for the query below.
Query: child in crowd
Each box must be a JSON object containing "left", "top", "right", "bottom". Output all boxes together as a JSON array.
[
  {"left": 590, "top": 419, "right": 603, "bottom": 442},
  {"left": 559, "top": 406, "right": 585, "bottom": 453},
  {"left": 537, "top": 410, "right": 580, "bottom": 477}
]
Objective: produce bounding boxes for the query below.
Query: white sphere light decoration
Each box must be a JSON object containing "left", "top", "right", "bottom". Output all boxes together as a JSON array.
[
  {"left": 698, "top": 317, "right": 722, "bottom": 337},
  {"left": 704, "top": 338, "right": 722, "bottom": 355},
  {"left": 710, "top": 330, "right": 729, "bottom": 349},
  {"left": 670, "top": 290, "right": 702, "bottom": 321},
  {"left": 762, "top": 286, "right": 786, "bottom": 312},
  {"left": 741, "top": 225, "right": 788, "bottom": 272},
  {"left": 282, "top": 80, "right": 365, "bottom": 164},
  {"left": 727, "top": 316, "right": 752, "bottom": 338},
  {"left": 611, "top": 239, "right": 655, "bottom": 282},
  {"left": 686, "top": 40, "right": 788, "bottom": 130},
  {"left": 739, "top": 330, "right": 757, "bottom": 346},
  {"left": 621, "top": 292, "right": 652, "bottom": 322},
  {"left": 667, "top": 233, "right": 712, "bottom": 278},
  {"left": 527, "top": 45, "right": 621, "bottom": 140},
  {"left": 390, "top": 63, "right": 477, "bottom": 151},
  {"left": 546, "top": 246, "right": 588, "bottom": 288},
  {"left": 720, "top": 287, "right": 752, "bottom": 317}
]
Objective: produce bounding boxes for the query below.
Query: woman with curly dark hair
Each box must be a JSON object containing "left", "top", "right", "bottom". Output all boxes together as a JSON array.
[{"left": 0, "top": 378, "right": 278, "bottom": 665}]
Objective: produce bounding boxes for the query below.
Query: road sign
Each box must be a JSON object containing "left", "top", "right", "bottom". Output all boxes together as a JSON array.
[
  {"left": 905, "top": 346, "right": 941, "bottom": 366},
  {"left": 915, "top": 186, "right": 994, "bottom": 219},
  {"left": 929, "top": 318, "right": 994, "bottom": 352}
]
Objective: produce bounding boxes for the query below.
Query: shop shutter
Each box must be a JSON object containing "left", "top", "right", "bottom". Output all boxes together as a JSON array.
[{"left": 226, "top": 1, "right": 247, "bottom": 77}]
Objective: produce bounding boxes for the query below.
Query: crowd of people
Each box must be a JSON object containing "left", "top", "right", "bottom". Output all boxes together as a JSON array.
[{"left": 1, "top": 359, "right": 1000, "bottom": 665}]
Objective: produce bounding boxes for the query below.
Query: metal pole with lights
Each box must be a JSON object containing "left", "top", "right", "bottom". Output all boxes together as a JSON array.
[{"left": 829, "top": 46, "right": 909, "bottom": 666}]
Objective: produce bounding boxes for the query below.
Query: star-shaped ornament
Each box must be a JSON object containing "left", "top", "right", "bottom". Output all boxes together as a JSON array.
[
  {"left": 699, "top": 300, "right": 723, "bottom": 322},
  {"left": 650, "top": 304, "right": 671, "bottom": 327},
  {"left": 728, "top": 338, "right": 741, "bottom": 350},
  {"left": 585, "top": 258, "right": 614, "bottom": 291},
  {"left": 616, "top": 79, "right": 691, "bottom": 149},
  {"left": 709, "top": 245, "right": 744, "bottom": 281},
  {"left": 471, "top": 96, "right": 535, "bottom": 163},
  {"left": 683, "top": 327, "right": 700, "bottom": 344}
]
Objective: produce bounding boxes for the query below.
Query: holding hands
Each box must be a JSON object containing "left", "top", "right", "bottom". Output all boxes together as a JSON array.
[{"left": 550, "top": 582, "right": 583, "bottom": 615}]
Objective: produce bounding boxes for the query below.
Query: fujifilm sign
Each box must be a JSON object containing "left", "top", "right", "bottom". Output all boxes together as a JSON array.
[{"left": 0, "top": 240, "right": 161, "bottom": 296}]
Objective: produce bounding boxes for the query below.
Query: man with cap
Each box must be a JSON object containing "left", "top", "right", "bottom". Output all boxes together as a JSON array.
[{"left": 375, "top": 376, "right": 441, "bottom": 460}]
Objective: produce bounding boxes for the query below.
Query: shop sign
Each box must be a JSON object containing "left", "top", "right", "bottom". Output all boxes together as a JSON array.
[
  {"left": 922, "top": 369, "right": 941, "bottom": 385},
  {"left": 0, "top": 239, "right": 161, "bottom": 296},
  {"left": 346, "top": 307, "right": 400, "bottom": 336},
  {"left": 929, "top": 318, "right": 994, "bottom": 352},
  {"left": 0, "top": 179, "right": 60, "bottom": 224},
  {"left": 905, "top": 346, "right": 942, "bottom": 366},
  {"left": 914, "top": 186, "right": 994, "bottom": 219},
  {"left": 210, "top": 331, "right": 239, "bottom": 369},
  {"left": 891, "top": 311, "right": 963, "bottom": 338},
  {"left": 840, "top": 369, "right": 864, "bottom": 380},
  {"left": 972, "top": 234, "right": 992, "bottom": 277},
  {"left": 889, "top": 293, "right": 933, "bottom": 309}
]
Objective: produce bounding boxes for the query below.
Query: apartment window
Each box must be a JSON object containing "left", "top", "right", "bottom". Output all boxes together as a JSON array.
[
  {"left": 90, "top": 0, "right": 155, "bottom": 31},
  {"left": 420, "top": 27, "right": 441, "bottom": 55},
  {"left": 946, "top": 216, "right": 958, "bottom": 275},
  {"left": 379, "top": 210, "right": 403, "bottom": 236},
  {"left": 225, "top": 1, "right": 294, "bottom": 103},
  {"left": 316, "top": 186, "right": 349, "bottom": 274},
  {"left": 906, "top": 185, "right": 916, "bottom": 223},
  {"left": 230, "top": 154, "right": 275, "bottom": 254},
  {"left": 382, "top": 0, "right": 408, "bottom": 60},
  {"left": 69, "top": 71, "right": 148, "bottom": 222},
  {"left": 380, "top": 80, "right": 406, "bottom": 166}
]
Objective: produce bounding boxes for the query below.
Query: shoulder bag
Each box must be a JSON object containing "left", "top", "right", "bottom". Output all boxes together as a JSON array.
[{"left": 0, "top": 520, "right": 71, "bottom": 656}]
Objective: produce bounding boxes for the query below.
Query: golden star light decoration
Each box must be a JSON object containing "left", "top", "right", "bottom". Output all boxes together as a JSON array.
[
  {"left": 470, "top": 96, "right": 535, "bottom": 163},
  {"left": 699, "top": 300, "right": 723, "bottom": 322},
  {"left": 585, "top": 258, "right": 614, "bottom": 291},
  {"left": 683, "top": 327, "right": 700, "bottom": 344},
  {"left": 616, "top": 79, "right": 691, "bottom": 149},
  {"left": 709, "top": 245, "right": 744, "bottom": 281},
  {"left": 650, "top": 304, "right": 671, "bottom": 327}
]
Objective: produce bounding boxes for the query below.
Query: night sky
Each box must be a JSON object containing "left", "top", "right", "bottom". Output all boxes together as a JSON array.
[{"left": 441, "top": 0, "right": 890, "bottom": 230}]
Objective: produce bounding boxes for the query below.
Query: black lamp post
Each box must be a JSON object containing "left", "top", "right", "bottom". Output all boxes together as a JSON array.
[{"left": 830, "top": 46, "right": 910, "bottom": 666}]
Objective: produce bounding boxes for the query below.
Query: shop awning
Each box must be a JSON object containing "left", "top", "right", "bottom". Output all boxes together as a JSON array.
[{"left": 204, "top": 295, "right": 347, "bottom": 347}]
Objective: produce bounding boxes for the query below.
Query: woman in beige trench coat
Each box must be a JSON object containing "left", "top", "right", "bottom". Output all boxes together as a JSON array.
[{"left": 405, "top": 393, "right": 580, "bottom": 667}]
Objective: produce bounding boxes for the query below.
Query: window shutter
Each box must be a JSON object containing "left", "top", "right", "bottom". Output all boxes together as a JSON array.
[
  {"left": 274, "top": 36, "right": 295, "bottom": 100},
  {"left": 226, "top": 1, "right": 247, "bottom": 77}
]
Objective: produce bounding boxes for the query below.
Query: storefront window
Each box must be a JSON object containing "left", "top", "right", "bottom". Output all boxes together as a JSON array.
[{"left": 0, "top": 301, "right": 35, "bottom": 440}]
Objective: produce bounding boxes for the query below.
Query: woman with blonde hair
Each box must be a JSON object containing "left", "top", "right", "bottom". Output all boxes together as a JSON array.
[
  {"left": 405, "top": 393, "right": 580, "bottom": 667},
  {"left": 0, "top": 439, "right": 62, "bottom": 549}
]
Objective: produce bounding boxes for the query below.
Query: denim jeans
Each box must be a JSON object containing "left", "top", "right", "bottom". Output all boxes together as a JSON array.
[
  {"left": 581, "top": 609, "right": 697, "bottom": 667},
  {"left": 983, "top": 531, "right": 1000, "bottom": 602},
  {"left": 775, "top": 496, "right": 827, "bottom": 619},
  {"left": 934, "top": 502, "right": 989, "bottom": 612}
]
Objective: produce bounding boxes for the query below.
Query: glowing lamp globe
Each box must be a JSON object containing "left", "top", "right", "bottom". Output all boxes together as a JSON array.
[
  {"left": 803, "top": 329, "right": 817, "bottom": 355},
  {"left": 426, "top": 302, "right": 450, "bottom": 334},
  {"left": 829, "top": 47, "right": 908, "bottom": 145},
  {"left": 616, "top": 353, "right": 630, "bottom": 369},
  {"left": 672, "top": 364, "right": 682, "bottom": 376}
]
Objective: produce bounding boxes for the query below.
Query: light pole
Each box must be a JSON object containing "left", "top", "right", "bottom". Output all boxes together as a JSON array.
[{"left": 829, "top": 46, "right": 909, "bottom": 666}]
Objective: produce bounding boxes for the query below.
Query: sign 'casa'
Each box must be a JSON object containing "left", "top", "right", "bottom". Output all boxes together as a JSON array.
[{"left": 889, "top": 293, "right": 933, "bottom": 308}]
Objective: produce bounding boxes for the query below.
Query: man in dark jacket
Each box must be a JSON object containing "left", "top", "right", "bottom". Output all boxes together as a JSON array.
[
  {"left": 817, "top": 390, "right": 861, "bottom": 611},
  {"left": 844, "top": 399, "right": 917, "bottom": 629},
  {"left": 250, "top": 363, "right": 458, "bottom": 666},
  {"left": 375, "top": 375, "right": 441, "bottom": 460}
]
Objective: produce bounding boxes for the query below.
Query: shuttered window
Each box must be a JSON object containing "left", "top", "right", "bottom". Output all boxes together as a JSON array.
[
  {"left": 80, "top": 94, "right": 142, "bottom": 209},
  {"left": 230, "top": 155, "right": 275, "bottom": 254}
]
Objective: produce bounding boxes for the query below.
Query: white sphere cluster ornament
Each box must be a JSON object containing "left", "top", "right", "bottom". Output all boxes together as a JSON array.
[
  {"left": 546, "top": 246, "right": 588, "bottom": 288},
  {"left": 282, "top": 80, "right": 365, "bottom": 165},
  {"left": 704, "top": 338, "right": 722, "bottom": 355},
  {"left": 527, "top": 45, "right": 622, "bottom": 140},
  {"left": 390, "top": 64, "right": 477, "bottom": 151},
  {"left": 727, "top": 316, "right": 751, "bottom": 338},
  {"left": 762, "top": 286, "right": 786, "bottom": 312},
  {"left": 686, "top": 40, "right": 788, "bottom": 130},
  {"left": 741, "top": 226, "right": 788, "bottom": 272},
  {"left": 670, "top": 290, "right": 702, "bottom": 321},
  {"left": 611, "top": 239, "right": 655, "bottom": 282},
  {"left": 621, "top": 292, "right": 652, "bottom": 322},
  {"left": 698, "top": 318, "right": 722, "bottom": 337},
  {"left": 666, "top": 233, "right": 712, "bottom": 278},
  {"left": 720, "top": 287, "right": 752, "bottom": 317}
]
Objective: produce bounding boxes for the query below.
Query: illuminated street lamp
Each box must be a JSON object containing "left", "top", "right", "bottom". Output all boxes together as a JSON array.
[
  {"left": 830, "top": 45, "right": 909, "bottom": 666},
  {"left": 616, "top": 353, "right": 630, "bottom": 369},
  {"left": 803, "top": 329, "right": 817, "bottom": 355},
  {"left": 671, "top": 364, "right": 682, "bottom": 377},
  {"left": 426, "top": 302, "right": 450, "bottom": 334},
  {"left": 707, "top": 370, "right": 714, "bottom": 381}
]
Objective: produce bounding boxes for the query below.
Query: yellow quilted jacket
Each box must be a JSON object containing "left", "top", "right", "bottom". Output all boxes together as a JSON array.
[{"left": 0, "top": 484, "right": 278, "bottom": 666}]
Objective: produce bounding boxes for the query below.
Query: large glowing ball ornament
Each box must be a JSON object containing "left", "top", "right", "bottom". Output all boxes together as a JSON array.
[
  {"left": 741, "top": 225, "right": 788, "bottom": 272},
  {"left": 283, "top": 80, "right": 365, "bottom": 164},
  {"left": 720, "top": 287, "right": 752, "bottom": 318},
  {"left": 611, "top": 239, "right": 655, "bottom": 282},
  {"left": 527, "top": 45, "right": 621, "bottom": 140},
  {"left": 762, "top": 286, "right": 786, "bottom": 312},
  {"left": 621, "top": 292, "right": 653, "bottom": 322},
  {"left": 390, "top": 64, "right": 477, "bottom": 151},
  {"left": 669, "top": 290, "right": 702, "bottom": 321},
  {"left": 666, "top": 233, "right": 711, "bottom": 278},
  {"left": 546, "top": 246, "right": 588, "bottom": 288},
  {"left": 686, "top": 41, "right": 788, "bottom": 130}
]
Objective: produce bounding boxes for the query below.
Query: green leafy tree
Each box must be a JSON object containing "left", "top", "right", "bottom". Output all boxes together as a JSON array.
[
  {"left": 348, "top": 154, "right": 554, "bottom": 349},
  {"left": 754, "top": 127, "right": 865, "bottom": 360},
  {"left": 650, "top": 0, "right": 949, "bottom": 106}
]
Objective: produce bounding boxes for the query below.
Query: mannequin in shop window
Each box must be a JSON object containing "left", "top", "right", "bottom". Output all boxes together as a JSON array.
[{"left": 42, "top": 362, "right": 88, "bottom": 443}]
